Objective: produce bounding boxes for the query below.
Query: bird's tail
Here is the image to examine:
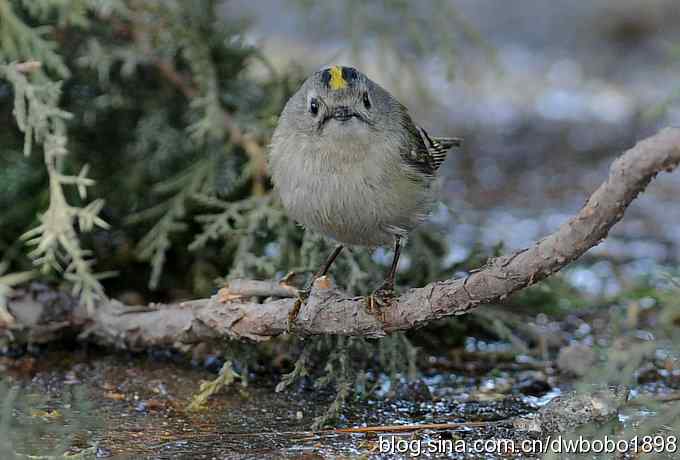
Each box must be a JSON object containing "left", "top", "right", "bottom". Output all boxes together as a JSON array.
[
  {"left": 417, "top": 127, "right": 463, "bottom": 172},
  {"left": 432, "top": 137, "right": 463, "bottom": 149}
]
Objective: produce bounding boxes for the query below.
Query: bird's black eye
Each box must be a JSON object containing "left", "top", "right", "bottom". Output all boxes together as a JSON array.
[
  {"left": 362, "top": 91, "right": 371, "bottom": 110},
  {"left": 310, "top": 98, "right": 319, "bottom": 116}
]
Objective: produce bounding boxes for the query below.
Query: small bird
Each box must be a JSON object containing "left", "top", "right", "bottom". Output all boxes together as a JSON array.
[{"left": 269, "top": 65, "right": 460, "bottom": 314}]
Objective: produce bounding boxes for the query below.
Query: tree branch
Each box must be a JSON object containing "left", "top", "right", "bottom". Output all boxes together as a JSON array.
[
  {"left": 3, "top": 128, "right": 680, "bottom": 349},
  {"left": 14, "top": 61, "right": 42, "bottom": 73}
]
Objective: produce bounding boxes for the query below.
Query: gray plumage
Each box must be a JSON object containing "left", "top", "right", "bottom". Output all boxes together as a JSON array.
[{"left": 269, "top": 66, "right": 460, "bottom": 248}]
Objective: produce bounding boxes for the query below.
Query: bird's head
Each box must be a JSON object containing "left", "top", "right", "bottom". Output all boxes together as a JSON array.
[{"left": 278, "top": 65, "right": 404, "bottom": 143}]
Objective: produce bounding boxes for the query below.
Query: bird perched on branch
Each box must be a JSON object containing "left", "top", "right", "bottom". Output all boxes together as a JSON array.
[{"left": 269, "top": 65, "right": 461, "bottom": 319}]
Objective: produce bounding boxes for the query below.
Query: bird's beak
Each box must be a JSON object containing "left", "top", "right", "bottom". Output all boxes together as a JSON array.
[
  {"left": 318, "top": 105, "right": 370, "bottom": 131},
  {"left": 331, "top": 106, "right": 354, "bottom": 122}
]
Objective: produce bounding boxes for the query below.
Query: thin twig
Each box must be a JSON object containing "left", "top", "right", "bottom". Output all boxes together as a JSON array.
[
  {"left": 219, "top": 421, "right": 497, "bottom": 438},
  {"left": 218, "top": 279, "right": 298, "bottom": 301},
  {"left": 14, "top": 61, "right": 42, "bottom": 73},
  {"left": 333, "top": 421, "right": 497, "bottom": 433}
]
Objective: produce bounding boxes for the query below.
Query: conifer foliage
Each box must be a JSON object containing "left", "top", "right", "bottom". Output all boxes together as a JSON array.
[{"left": 0, "top": 0, "right": 451, "bottom": 309}]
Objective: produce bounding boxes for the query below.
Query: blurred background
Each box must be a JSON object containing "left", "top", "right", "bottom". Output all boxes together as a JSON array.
[
  {"left": 232, "top": 0, "right": 680, "bottom": 294},
  {"left": 3, "top": 1, "right": 680, "bottom": 457}
]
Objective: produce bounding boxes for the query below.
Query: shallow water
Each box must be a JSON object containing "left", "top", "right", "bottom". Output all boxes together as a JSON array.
[
  {"left": 1, "top": 348, "right": 546, "bottom": 459},
  {"left": 2, "top": 303, "right": 678, "bottom": 460}
]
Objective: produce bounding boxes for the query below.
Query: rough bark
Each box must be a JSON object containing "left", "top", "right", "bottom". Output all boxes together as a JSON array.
[{"left": 2, "top": 128, "right": 680, "bottom": 350}]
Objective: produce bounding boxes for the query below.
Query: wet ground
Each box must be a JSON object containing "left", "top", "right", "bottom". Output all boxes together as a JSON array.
[{"left": 1, "top": 347, "right": 558, "bottom": 459}]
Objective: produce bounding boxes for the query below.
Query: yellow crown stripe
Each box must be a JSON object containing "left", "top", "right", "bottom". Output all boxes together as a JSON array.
[{"left": 329, "top": 66, "right": 347, "bottom": 90}]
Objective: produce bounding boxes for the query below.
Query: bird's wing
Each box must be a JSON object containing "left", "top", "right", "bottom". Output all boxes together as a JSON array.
[
  {"left": 416, "top": 126, "right": 462, "bottom": 172},
  {"left": 401, "top": 125, "right": 462, "bottom": 176}
]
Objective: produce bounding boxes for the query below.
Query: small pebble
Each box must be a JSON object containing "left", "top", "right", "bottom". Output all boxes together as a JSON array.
[{"left": 96, "top": 447, "right": 112, "bottom": 458}]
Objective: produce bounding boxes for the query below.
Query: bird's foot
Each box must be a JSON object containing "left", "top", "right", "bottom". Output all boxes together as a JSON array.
[
  {"left": 365, "top": 283, "right": 396, "bottom": 320},
  {"left": 287, "top": 287, "right": 310, "bottom": 332}
]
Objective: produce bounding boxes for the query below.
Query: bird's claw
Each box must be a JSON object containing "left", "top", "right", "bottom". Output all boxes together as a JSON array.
[
  {"left": 298, "top": 287, "right": 311, "bottom": 299},
  {"left": 287, "top": 288, "right": 310, "bottom": 333},
  {"left": 365, "top": 284, "right": 395, "bottom": 320}
]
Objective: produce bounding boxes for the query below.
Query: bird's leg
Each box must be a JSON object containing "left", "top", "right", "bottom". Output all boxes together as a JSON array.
[
  {"left": 297, "top": 244, "right": 344, "bottom": 302},
  {"left": 316, "top": 244, "right": 345, "bottom": 279},
  {"left": 366, "top": 237, "right": 402, "bottom": 315},
  {"left": 288, "top": 244, "right": 344, "bottom": 327}
]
